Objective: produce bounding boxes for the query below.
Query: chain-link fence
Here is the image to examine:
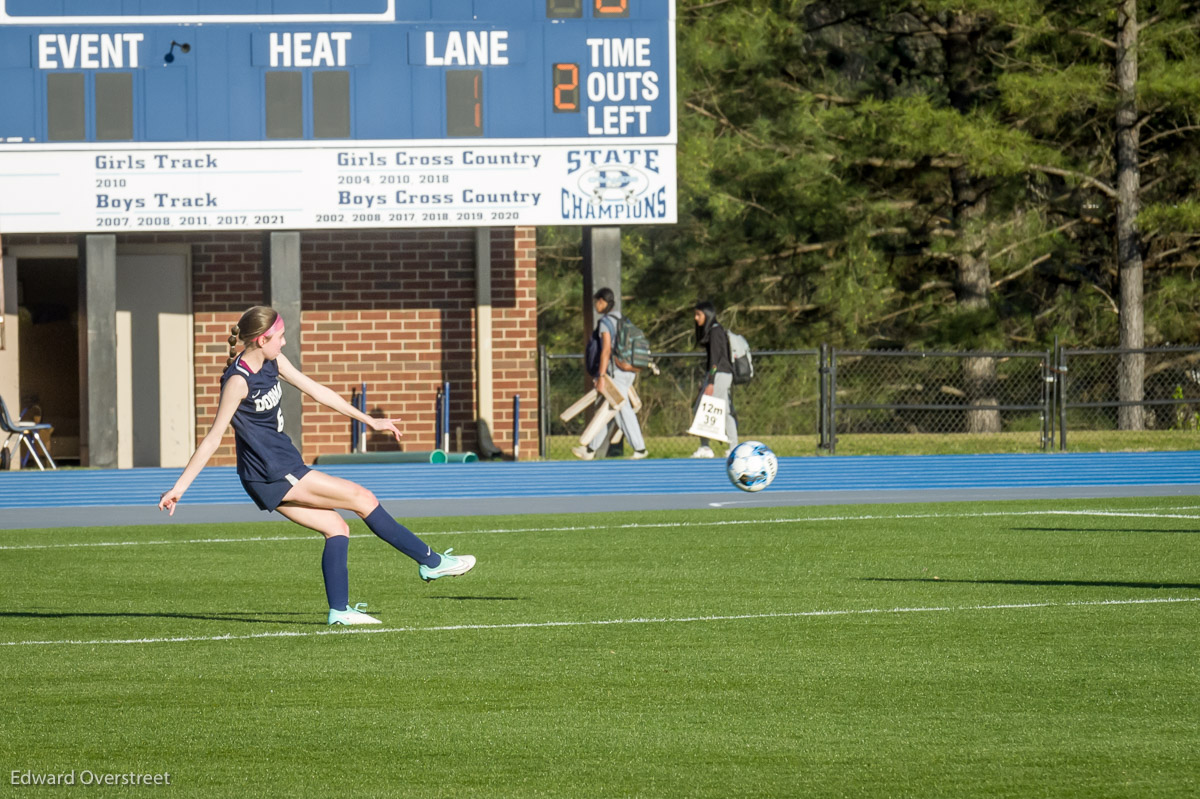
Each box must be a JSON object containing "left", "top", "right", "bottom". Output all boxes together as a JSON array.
[
  {"left": 1059, "top": 347, "right": 1200, "bottom": 448},
  {"left": 826, "top": 349, "right": 1054, "bottom": 455},
  {"left": 537, "top": 345, "right": 1200, "bottom": 458}
]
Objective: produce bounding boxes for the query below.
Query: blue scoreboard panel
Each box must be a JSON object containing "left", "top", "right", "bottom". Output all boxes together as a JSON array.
[{"left": 0, "top": 1, "right": 676, "bottom": 233}]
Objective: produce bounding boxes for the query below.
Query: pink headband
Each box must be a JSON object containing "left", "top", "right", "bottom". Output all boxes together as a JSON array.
[{"left": 256, "top": 315, "right": 284, "bottom": 345}]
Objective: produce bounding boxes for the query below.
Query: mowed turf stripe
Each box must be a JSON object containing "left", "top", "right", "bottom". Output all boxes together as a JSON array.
[
  {"left": 2, "top": 507, "right": 1199, "bottom": 551},
  {"left": 2, "top": 596, "right": 1197, "bottom": 648}
]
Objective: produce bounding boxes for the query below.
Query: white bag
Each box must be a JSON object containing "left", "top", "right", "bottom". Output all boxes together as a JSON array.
[{"left": 687, "top": 395, "right": 730, "bottom": 443}]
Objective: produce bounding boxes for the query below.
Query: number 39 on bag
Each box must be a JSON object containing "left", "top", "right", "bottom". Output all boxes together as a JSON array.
[{"left": 687, "top": 396, "right": 730, "bottom": 443}]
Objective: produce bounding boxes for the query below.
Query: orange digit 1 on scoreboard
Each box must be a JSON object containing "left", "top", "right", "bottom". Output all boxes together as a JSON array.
[
  {"left": 446, "top": 69, "right": 483, "bottom": 137},
  {"left": 552, "top": 63, "right": 579, "bottom": 112}
]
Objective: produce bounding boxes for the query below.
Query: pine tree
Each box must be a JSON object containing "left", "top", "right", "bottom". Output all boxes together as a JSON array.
[{"left": 536, "top": 0, "right": 1200, "bottom": 382}]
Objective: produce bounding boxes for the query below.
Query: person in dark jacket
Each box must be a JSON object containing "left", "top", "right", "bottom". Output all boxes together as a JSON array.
[{"left": 691, "top": 301, "right": 738, "bottom": 457}]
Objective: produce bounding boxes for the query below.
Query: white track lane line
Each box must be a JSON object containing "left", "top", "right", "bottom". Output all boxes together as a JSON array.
[
  {"left": 2, "top": 596, "right": 1196, "bottom": 648},
  {"left": 1, "top": 508, "right": 1198, "bottom": 551}
]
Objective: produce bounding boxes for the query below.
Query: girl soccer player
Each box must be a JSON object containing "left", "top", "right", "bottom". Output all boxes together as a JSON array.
[{"left": 159, "top": 305, "right": 475, "bottom": 626}]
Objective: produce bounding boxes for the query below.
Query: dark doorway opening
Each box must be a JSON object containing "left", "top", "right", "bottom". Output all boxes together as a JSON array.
[{"left": 17, "top": 258, "right": 81, "bottom": 464}]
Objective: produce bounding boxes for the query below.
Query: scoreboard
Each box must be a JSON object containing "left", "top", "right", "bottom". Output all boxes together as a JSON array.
[{"left": 0, "top": 0, "right": 676, "bottom": 233}]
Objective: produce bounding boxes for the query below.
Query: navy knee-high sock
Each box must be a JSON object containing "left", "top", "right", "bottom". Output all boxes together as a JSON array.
[
  {"left": 322, "top": 535, "right": 350, "bottom": 611},
  {"left": 363, "top": 505, "right": 440, "bottom": 567}
]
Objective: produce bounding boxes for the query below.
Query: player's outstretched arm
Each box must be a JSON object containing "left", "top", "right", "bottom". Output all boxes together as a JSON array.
[
  {"left": 276, "top": 354, "right": 402, "bottom": 443},
  {"left": 159, "top": 376, "right": 247, "bottom": 516}
]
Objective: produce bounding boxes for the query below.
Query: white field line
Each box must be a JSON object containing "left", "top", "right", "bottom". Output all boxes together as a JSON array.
[
  {"left": 2, "top": 596, "right": 1196, "bottom": 649},
  {"left": 1, "top": 508, "right": 1198, "bottom": 552}
]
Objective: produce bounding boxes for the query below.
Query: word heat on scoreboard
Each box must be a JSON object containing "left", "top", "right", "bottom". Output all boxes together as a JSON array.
[{"left": 0, "top": 0, "right": 676, "bottom": 233}]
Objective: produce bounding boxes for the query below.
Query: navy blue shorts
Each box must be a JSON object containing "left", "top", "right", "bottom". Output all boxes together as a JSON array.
[{"left": 240, "top": 464, "right": 312, "bottom": 512}]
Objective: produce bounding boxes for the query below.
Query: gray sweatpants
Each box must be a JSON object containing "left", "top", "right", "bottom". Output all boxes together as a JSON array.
[{"left": 590, "top": 367, "right": 645, "bottom": 453}]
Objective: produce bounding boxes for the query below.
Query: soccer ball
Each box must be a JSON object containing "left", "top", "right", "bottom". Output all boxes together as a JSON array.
[{"left": 725, "top": 441, "right": 778, "bottom": 492}]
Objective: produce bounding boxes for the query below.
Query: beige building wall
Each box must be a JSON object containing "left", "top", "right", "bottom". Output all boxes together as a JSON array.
[
  {"left": 0, "top": 251, "right": 20, "bottom": 468},
  {"left": 115, "top": 247, "right": 194, "bottom": 468}
]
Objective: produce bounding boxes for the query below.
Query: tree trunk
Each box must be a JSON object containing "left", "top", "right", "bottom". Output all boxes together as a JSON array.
[
  {"left": 953, "top": 164, "right": 1000, "bottom": 434},
  {"left": 1116, "top": 0, "right": 1145, "bottom": 430},
  {"left": 945, "top": 14, "right": 1000, "bottom": 434}
]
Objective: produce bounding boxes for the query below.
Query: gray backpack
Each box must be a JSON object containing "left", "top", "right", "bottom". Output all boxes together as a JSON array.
[{"left": 727, "top": 331, "right": 753, "bottom": 384}]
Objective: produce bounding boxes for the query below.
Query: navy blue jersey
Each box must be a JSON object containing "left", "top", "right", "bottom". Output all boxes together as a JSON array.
[{"left": 221, "top": 356, "right": 306, "bottom": 483}]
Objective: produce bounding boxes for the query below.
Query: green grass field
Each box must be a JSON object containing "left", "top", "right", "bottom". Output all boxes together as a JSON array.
[{"left": 2, "top": 497, "right": 1198, "bottom": 797}]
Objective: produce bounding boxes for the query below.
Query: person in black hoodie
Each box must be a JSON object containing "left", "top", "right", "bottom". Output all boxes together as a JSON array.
[{"left": 691, "top": 301, "right": 739, "bottom": 457}]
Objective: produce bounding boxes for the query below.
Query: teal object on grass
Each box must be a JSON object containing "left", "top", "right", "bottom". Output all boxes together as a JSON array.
[{"left": 315, "top": 450, "right": 451, "bottom": 464}]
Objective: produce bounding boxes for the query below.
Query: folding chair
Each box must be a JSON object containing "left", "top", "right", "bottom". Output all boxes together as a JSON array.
[{"left": 0, "top": 396, "right": 56, "bottom": 470}]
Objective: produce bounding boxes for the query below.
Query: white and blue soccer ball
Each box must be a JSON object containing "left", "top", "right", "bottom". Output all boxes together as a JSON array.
[{"left": 725, "top": 441, "right": 778, "bottom": 492}]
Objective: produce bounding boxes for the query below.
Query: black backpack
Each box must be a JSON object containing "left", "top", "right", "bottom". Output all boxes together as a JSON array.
[{"left": 585, "top": 327, "right": 603, "bottom": 377}]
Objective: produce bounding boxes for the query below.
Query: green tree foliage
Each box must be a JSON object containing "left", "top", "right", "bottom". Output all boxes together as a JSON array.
[{"left": 537, "top": 1, "right": 1200, "bottom": 353}]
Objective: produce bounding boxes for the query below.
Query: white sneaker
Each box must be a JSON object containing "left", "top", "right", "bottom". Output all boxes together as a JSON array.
[
  {"left": 571, "top": 445, "right": 595, "bottom": 460},
  {"left": 690, "top": 446, "right": 714, "bottom": 458},
  {"left": 419, "top": 549, "right": 477, "bottom": 582},
  {"left": 630, "top": 450, "right": 648, "bottom": 460},
  {"left": 327, "top": 603, "right": 383, "bottom": 626}
]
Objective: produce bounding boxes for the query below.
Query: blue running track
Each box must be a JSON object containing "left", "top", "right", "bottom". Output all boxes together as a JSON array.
[{"left": 2, "top": 452, "right": 1199, "bottom": 510}]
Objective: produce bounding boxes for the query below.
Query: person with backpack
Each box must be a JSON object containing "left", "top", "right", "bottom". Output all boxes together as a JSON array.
[
  {"left": 573, "top": 287, "right": 648, "bottom": 460},
  {"left": 691, "top": 301, "right": 739, "bottom": 457}
]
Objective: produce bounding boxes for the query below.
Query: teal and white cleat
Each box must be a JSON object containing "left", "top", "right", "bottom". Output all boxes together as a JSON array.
[
  {"left": 419, "top": 548, "right": 477, "bottom": 582},
  {"left": 327, "top": 603, "right": 382, "bottom": 626}
]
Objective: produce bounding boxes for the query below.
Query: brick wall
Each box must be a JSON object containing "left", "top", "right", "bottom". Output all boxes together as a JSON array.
[
  {"left": 190, "top": 233, "right": 268, "bottom": 465},
  {"left": 295, "top": 227, "right": 538, "bottom": 462},
  {"left": 3, "top": 228, "right": 539, "bottom": 467},
  {"left": 492, "top": 227, "right": 539, "bottom": 456}
]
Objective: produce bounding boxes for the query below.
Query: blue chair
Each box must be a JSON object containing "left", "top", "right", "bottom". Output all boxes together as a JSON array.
[{"left": 0, "top": 396, "right": 56, "bottom": 470}]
